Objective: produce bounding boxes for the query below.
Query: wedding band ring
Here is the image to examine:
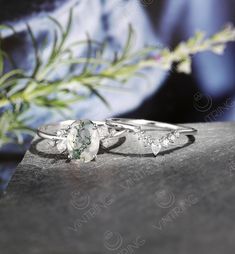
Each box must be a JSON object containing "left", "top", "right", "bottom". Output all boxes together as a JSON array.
[{"left": 106, "top": 118, "right": 197, "bottom": 156}]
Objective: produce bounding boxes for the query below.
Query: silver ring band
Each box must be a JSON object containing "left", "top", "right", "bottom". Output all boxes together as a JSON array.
[
  {"left": 106, "top": 118, "right": 197, "bottom": 156},
  {"left": 37, "top": 120, "right": 127, "bottom": 141},
  {"left": 37, "top": 119, "right": 128, "bottom": 163},
  {"left": 106, "top": 118, "right": 197, "bottom": 135}
]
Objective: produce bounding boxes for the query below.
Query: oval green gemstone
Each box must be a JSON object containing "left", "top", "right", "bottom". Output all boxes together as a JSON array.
[{"left": 66, "top": 120, "right": 100, "bottom": 162}]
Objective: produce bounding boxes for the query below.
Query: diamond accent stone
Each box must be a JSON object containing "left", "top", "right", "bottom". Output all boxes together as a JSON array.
[
  {"left": 151, "top": 142, "right": 162, "bottom": 156},
  {"left": 161, "top": 138, "right": 170, "bottom": 148},
  {"left": 56, "top": 139, "right": 67, "bottom": 153},
  {"left": 173, "top": 130, "right": 180, "bottom": 138},
  {"left": 168, "top": 133, "right": 176, "bottom": 143},
  {"left": 97, "top": 125, "right": 110, "bottom": 140}
]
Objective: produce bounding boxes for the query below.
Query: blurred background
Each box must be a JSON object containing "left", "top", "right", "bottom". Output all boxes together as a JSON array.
[{"left": 0, "top": 0, "right": 235, "bottom": 190}]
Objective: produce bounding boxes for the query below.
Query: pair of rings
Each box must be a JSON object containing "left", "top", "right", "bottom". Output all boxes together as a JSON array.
[{"left": 37, "top": 118, "right": 197, "bottom": 163}]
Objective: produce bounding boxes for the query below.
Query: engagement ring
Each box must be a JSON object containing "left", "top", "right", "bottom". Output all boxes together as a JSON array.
[{"left": 37, "top": 120, "right": 127, "bottom": 162}]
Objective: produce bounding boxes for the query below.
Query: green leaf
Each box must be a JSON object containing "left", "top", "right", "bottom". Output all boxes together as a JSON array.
[
  {"left": 81, "top": 33, "right": 93, "bottom": 74},
  {"left": 120, "top": 24, "right": 135, "bottom": 60},
  {"left": 26, "top": 24, "right": 41, "bottom": 77},
  {"left": 48, "top": 29, "right": 59, "bottom": 63},
  {"left": 0, "top": 24, "right": 16, "bottom": 33},
  {"left": 86, "top": 84, "right": 110, "bottom": 108},
  {"left": 0, "top": 25, "right": 9, "bottom": 30},
  {"left": 0, "top": 50, "right": 3, "bottom": 75},
  {"left": 0, "top": 69, "right": 23, "bottom": 86},
  {"left": 48, "top": 16, "right": 64, "bottom": 35},
  {"left": 33, "top": 97, "right": 67, "bottom": 108},
  {"left": 64, "top": 8, "right": 73, "bottom": 39}
]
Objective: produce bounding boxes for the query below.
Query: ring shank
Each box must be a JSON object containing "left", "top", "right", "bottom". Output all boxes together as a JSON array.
[
  {"left": 106, "top": 118, "right": 197, "bottom": 135},
  {"left": 37, "top": 120, "right": 127, "bottom": 141},
  {"left": 37, "top": 120, "right": 108, "bottom": 140},
  {"left": 37, "top": 119, "right": 197, "bottom": 141}
]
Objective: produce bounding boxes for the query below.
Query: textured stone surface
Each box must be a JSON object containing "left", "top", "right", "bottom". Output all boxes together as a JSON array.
[{"left": 0, "top": 122, "right": 235, "bottom": 254}]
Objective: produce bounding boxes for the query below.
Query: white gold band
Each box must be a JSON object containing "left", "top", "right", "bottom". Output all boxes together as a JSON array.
[
  {"left": 106, "top": 118, "right": 197, "bottom": 157},
  {"left": 106, "top": 118, "right": 197, "bottom": 135},
  {"left": 37, "top": 120, "right": 127, "bottom": 141}
]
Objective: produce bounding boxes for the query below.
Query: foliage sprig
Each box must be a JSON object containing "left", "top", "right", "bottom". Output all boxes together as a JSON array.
[{"left": 0, "top": 9, "right": 235, "bottom": 148}]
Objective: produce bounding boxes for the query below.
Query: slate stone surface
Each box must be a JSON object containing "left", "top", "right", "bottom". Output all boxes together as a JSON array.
[{"left": 0, "top": 122, "right": 235, "bottom": 254}]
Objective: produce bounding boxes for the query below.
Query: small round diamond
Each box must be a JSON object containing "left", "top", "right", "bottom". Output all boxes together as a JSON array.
[
  {"left": 173, "top": 130, "right": 180, "bottom": 138},
  {"left": 138, "top": 134, "right": 143, "bottom": 141},
  {"left": 56, "top": 130, "right": 62, "bottom": 136},
  {"left": 168, "top": 133, "right": 176, "bottom": 143},
  {"left": 161, "top": 138, "right": 170, "bottom": 148},
  {"left": 147, "top": 137, "right": 153, "bottom": 145},
  {"left": 97, "top": 125, "right": 110, "bottom": 139}
]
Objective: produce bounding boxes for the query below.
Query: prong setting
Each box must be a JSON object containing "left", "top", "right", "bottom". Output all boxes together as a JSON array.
[{"left": 134, "top": 129, "right": 181, "bottom": 157}]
